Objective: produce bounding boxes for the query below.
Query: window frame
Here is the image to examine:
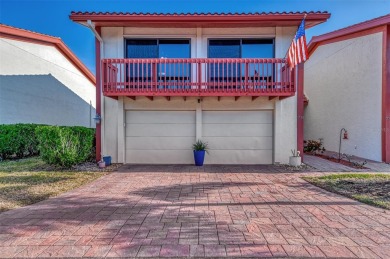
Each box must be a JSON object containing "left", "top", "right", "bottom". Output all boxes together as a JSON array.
[
  {"left": 207, "top": 38, "right": 275, "bottom": 58},
  {"left": 125, "top": 38, "right": 191, "bottom": 59}
]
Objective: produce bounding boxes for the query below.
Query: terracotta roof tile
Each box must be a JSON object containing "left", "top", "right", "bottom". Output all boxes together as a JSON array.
[{"left": 70, "top": 11, "right": 329, "bottom": 16}]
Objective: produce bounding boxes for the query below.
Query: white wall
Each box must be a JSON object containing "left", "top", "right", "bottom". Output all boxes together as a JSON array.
[
  {"left": 304, "top": 32, "right": 383, "bottom": 161},
  {"left": 0, "top": 38, "right": 96, "bottom": 127},
  {"left": 101, "top": 26, "right": 297, "bottom": 164}
]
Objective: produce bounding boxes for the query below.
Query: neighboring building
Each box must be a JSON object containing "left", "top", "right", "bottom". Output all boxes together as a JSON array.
[
  {"left": 70, "top": 11, "right": 330, "bottom": 164},
  {"left": 305, "top": 14, "right": 390, "bottom": 163},
  {"left": 0, "top": 24, "right": 96, "bottom": 127}
]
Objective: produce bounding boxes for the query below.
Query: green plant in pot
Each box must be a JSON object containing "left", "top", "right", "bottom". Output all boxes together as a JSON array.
[{"left": 193, "top": 140, "right": 208, "bottom": 166}]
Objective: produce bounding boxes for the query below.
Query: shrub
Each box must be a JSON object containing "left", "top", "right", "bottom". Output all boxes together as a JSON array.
[
  {"left": 0, "top": 124, "right": 40, "bottom": 159},
  {"left": 304, "top": 139, "right": 326, "bottom": 154},
  {"left": 36, "top": 126, "right": 94, "bottom": 168}
]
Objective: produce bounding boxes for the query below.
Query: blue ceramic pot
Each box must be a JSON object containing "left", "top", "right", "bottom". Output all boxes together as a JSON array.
[{"left": 193, "top": 150, "right": 205, "bottom": 166}]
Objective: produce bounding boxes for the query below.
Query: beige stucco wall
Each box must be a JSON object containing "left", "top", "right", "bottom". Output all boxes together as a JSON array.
[
  {"left": 304, "top": 32, "right": 383, "bottom": 161},
  {"left": 0, "top": 38, "right": 96, "bottom": 127},
  {"left": 100, "top": 26, "right": 297, "bottom": 164}
]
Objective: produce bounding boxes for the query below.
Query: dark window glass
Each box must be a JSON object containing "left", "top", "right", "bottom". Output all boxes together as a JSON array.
[
  {"left": 126, "top": 39, "right": 158, "bottom": 58},
  {"left": 209, "top": 40, "right": 240, "bottom": 58},
  {"left": 241, "top": 39, "right": 274, "bottom": 78},
  {"left": 159, "top": 40, "right": 190, "bottom": 58},
  {"left": 208, "top": 40, "right": 240, "bottom": 82},
  {"left": 241, "top": 39, "right": 274, "bottom": 58},
  {"left": 125, "top": 39, "right": 191, "bottom": 89},
  {"left": 208, "top": 39, "right": 274, "bottom": 86}
]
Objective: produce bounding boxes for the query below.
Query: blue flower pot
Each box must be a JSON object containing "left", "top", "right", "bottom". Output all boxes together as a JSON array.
[
  {"left": 103, "top": 156, "right": 111, "bottom": 166},
  {"left": 193, "top": 150, "right": 205, "bottom": 166}
]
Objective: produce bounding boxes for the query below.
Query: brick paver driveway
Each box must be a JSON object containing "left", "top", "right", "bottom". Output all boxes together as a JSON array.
[{"left": 1, "top": 167, "right": 389, "bottom": 258}]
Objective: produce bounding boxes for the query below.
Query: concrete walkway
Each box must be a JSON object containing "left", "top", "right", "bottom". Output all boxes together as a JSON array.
[{"left": 0, "top": 168, "right": 389, "bottom": 258}]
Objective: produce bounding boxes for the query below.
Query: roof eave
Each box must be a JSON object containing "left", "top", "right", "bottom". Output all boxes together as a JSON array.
[
  {"left": 69, "top": 13, "right": 331, "bottom": 29},
  {"left": 0, "top": 24, "right": 96, "bottom": 85},
  {"left": 308, "top": 14, "right": 390, "bottom": 56}
]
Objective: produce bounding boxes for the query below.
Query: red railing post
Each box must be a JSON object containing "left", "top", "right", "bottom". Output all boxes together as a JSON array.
[
  {"left": 197, "top": 61, "right": 202, "bottom": 93},
  {"left": 244, "top": 62, "right": 249, "bottom": 91},
  {"left": 152, "top": 61, "right": 157, "bottom": 90}
]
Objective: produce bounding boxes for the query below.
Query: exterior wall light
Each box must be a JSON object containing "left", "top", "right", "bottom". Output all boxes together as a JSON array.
[
  {"left": 343, "top": 130, "right": 349, "bottom": 140},
  {"left": 339, "top": 128, "right": 348, "bottom": 161},
  {"left": 93, "top": 114, "right": 101, "bottom": 124}
]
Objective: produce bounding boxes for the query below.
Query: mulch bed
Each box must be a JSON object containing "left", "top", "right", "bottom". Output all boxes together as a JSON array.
[
  {"left": 30, "top": 161, "right": 121, "bottom": 172},
  {"left": 345, "top": 179, "right": 390, "bottom": 200},
  {"left": 308, "top": 153, "right": 369, "bottom": 170}
]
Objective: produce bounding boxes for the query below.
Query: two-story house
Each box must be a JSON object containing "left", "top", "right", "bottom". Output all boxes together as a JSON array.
[{"left": 70, "top": 11, "right": 330, "bottom": 164}]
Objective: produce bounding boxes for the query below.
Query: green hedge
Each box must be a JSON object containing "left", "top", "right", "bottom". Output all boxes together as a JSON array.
[
  {"left": 0, "top": 124, "right": 40, "bottom": 159},
  {"left": 35, "top": 126, "right": 94, "bottom": 168}
]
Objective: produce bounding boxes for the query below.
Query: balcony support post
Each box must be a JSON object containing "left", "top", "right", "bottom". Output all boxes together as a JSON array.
[
  {"left": 94, "top": 27, "right": 102, "bottom": 162},
  {"left": 297, "top": 63, "right": 304, "bottom": 157}
]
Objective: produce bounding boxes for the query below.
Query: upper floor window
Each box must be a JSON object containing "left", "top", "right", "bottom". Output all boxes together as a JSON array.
[
  {"left": 208, "top": 39, "right": 274, "bottom": 58},
  {"left": 207, "top": 39, "right": 274, "bottom": 85},
  {"left": 126, "top": 39, "right": 190, "bottom": 58},
  {"left": 125, "top": 39, "right": 191, "bottom": 88}
]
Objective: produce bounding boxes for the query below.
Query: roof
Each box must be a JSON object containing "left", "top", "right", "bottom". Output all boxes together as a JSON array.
[
  {"left": 69, "top": 11, "right": 330, "bottom": 29},
  {"left": 308, "top": 13, "right": 390, "bottom": 55},
  {"left": 0, "top": 24, "right": 96, "bottom": 85}
]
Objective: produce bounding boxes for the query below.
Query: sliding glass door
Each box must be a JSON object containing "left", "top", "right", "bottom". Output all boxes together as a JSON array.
[
  {"left": 208, "top": 39, "right": 274, "bottom": 88},
  {"left": 126, "top": 39, "right": 190, "bottom": 88}
]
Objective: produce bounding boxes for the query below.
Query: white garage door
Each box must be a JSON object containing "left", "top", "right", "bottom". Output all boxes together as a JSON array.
[
  {"left": 203, "top": 111, "right": 273, "bottom": 164},
  {"left": 125, "top": 110, "right": 195, "bottom": 164}
]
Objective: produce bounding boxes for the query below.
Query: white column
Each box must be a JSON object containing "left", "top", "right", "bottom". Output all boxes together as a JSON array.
[
  {"left": 196, "top": 101, "right": 202, "bottom": 141},
  {"left": 196, "top": 27, "right": 202, "bottom": 58},
  {"left": 273, "top": 27, "right": 298, "bottom": 164},
  {"left": 117, "top": 96, "right": 125, "bottom": 163}
]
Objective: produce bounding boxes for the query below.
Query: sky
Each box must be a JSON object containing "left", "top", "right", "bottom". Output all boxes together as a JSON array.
[{"left": 0, "top": 0, "right": 389, "bottom": 75}]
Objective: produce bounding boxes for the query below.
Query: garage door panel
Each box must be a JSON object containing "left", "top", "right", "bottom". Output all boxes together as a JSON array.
[
  {"left": 206, "top": 150, "right": 272, "bottom": 164},
  {"left": 126, "top": 150, "right": 193, "bottom": 164},
  {"left": 203, "top": 123, "right": 272, "bottom": 137},
  {"left": 126, "top": 123, "right": 195, "bottom": 137},
  {"left": 126, "top": 110, "right": 195, "bottom": 124},
  {"left": 203, "top": 136, "right": 273, "bottom": 150},
  {"left": 203, "top": 110, "right": 272, "bottom": 124},
  {"left": 125, "top": 110, "right": 195, "bottom": 164},
  {"left": 126, "top": 137, "right": 194, "bottom": 150}
]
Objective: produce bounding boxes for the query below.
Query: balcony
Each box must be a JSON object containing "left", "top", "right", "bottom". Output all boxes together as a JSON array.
[{"left": 102, "top": 58, "right": 295, "bottom": 99}]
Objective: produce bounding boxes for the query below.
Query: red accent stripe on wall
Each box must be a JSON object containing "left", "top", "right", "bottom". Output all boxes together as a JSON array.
[
  {"left": 95, "top": 27, "right": 102, "bottom": 162},
  {"left": 297, "top": 64, "right": 304, "bottom": 157},
  {"left": 383, "top": 25, "right": 390, "bottom": 163}
]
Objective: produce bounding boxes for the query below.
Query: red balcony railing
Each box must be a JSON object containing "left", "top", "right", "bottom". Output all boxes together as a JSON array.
[{"left": 102, "top": 58, "right": 295, "bottom": 97}]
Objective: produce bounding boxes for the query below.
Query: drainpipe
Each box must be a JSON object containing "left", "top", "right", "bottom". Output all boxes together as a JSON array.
[
  {"left": 87, "top": 20, "right": 104, "bottom": 161},
  {"left": 87, "top": 20, "right": 103, "bottom": 50}
]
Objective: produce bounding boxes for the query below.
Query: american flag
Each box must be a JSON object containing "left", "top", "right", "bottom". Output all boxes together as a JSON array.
[{"left": 287, "top": 19, "right": 308, "bottom": 69}]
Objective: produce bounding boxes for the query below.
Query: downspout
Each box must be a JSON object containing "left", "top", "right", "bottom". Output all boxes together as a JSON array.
[
  {"left": 87, "top": 20, "right": 104, "bottom": 161},
  {"left": 87, "top": 20, "right": 103, "bottom": 50}
]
